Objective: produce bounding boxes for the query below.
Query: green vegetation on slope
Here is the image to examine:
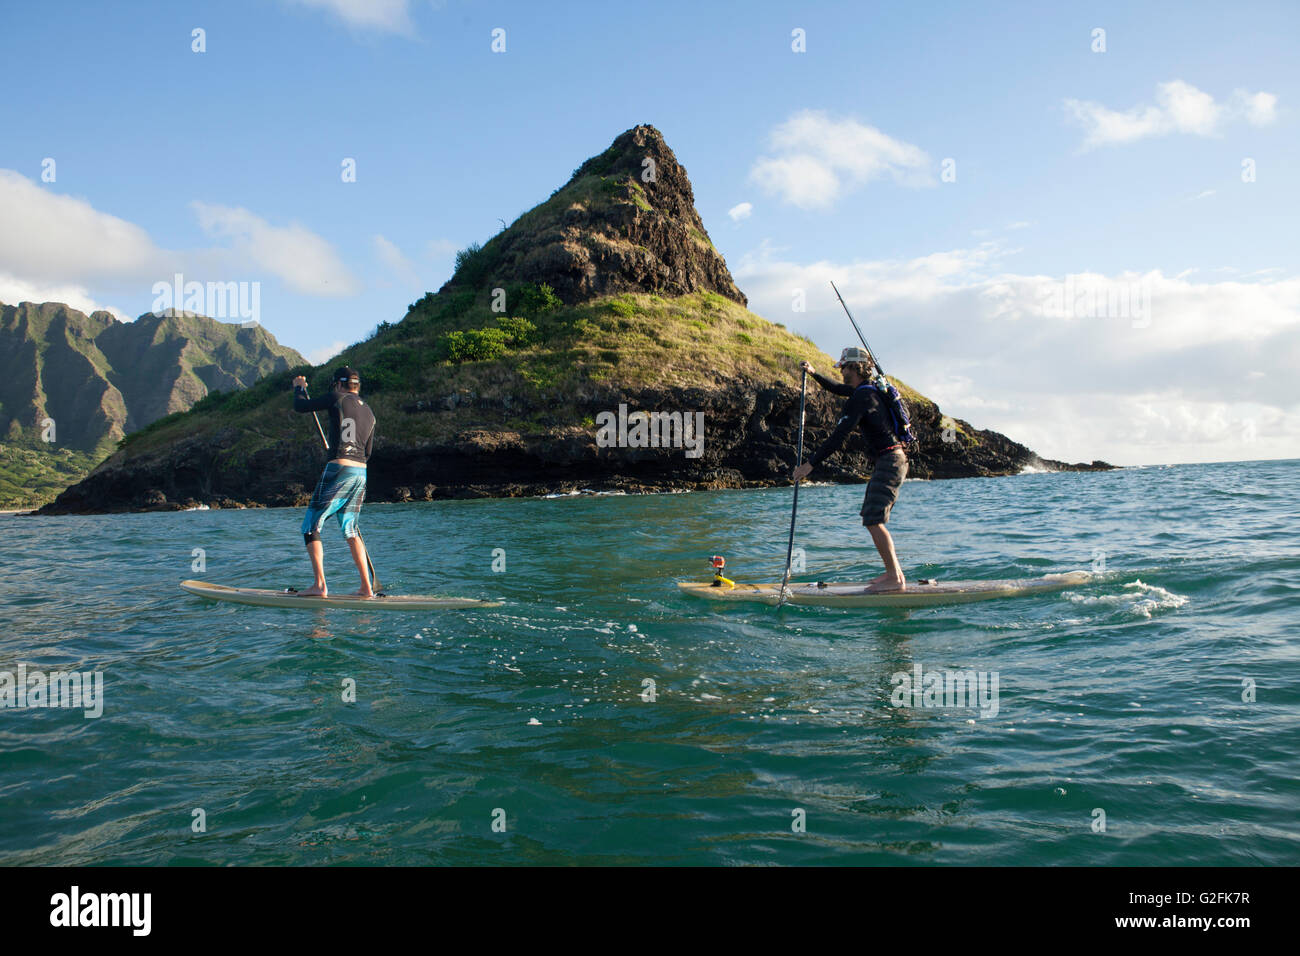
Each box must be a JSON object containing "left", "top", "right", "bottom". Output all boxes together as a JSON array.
[
  {"left": 0, "top": 439, "right": 104, "bottom": 510},
  {"left": 0, "top": 301, "right": 307, "bottom": 507},
  {"left": 114, "top": 286, "right": 836, "bottom": 466}
]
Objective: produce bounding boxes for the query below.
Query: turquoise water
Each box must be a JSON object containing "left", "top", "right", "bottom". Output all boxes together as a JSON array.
[{"left": 2, "top": 460, "right": 1297, "bottom": 865}]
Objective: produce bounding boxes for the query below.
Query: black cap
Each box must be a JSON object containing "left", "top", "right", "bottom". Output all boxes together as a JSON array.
[{"left": 334, "top": 366, "right": 360, "bottom": 386}]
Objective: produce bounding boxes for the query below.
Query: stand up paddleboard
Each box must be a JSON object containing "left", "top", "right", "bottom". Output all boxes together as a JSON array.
[
  {"left": 678, "top": 569, "right": 1091, "bottom": 608},
  {"left": 180, "top": 579, "right": 500, "bottom": 611}
]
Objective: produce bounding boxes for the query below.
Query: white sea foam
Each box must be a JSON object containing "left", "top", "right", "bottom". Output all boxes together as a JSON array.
[{"left": 1064, "top": 580, "right": 1188, "bottom": 619}]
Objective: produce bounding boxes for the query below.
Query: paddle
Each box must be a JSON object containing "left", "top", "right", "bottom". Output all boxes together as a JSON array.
[
  {"left": 778, "top": 368, "right": 808, "bottom": 606},
  {"left": 301, "top": 383, "right": 380, "bottom": 591}
]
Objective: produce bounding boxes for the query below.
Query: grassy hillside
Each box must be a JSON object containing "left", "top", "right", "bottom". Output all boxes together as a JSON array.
[
  {"left": 0, "top": 440, "right": 102, "bottom": 510},
  {"left": 119, "top": 286, "right": 863, "bottom": 455},
  {"left": 115, "top": 286, "right": 931, "bottom": 473}
]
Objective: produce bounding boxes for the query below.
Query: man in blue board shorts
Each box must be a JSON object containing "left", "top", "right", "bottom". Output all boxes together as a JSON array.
[
  {"left": 291, "top": 367, "right": 377, "bottom": 597},
  {"left": 793, "top": 349, "right": 908, "bottom": 592}
]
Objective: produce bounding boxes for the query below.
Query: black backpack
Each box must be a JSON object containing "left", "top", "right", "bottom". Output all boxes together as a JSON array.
[{"left": 857, "top": 380, "right": 918, "bottom": 445}]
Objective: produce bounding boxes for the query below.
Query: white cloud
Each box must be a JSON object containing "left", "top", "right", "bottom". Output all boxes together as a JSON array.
[
  {"left": 0, "top": 272, "right": 130, "bottom": 321},
  {"left": 1065, "top": 80, "right": 1279, "bottom": 148},
  {"left": 425, "top": 238, "right": 458, "bottom": 259},
  {"left": 728, "top": 202, "right": 754, "bottom": 222},
  {"left": 307, "top": 340, "right": 348, "bottom": 365},
  {"left": 191, "top": 202, "right": 360, "bottom": 296},
  {"left": 1234, "top": 89, "right": 1279, "bottom": 126},
  {"left": 0, "top": 170, "right": 163, "bottom": 283},
  {"left": 373, "top": 234, "right": 421, "bottom": 286},
  {"left": 749, "top": 111, "right": 933, "bottom": 209},
  {"left": 284, "top": 0, "right": 415, "bottom": 35},
  {"left": 734, "top": 242, "right": 1300, "bottom": 465},
  {"left": 0, "top": 170, "right": 364, "bottom": 308}
]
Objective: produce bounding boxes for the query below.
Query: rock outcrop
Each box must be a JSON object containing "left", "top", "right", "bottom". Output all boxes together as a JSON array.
[{"left": 437, "top": 125, "right": 747, "bottom": 306}]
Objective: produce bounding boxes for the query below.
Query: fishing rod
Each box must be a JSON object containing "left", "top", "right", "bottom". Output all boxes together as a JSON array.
[
  {"left": 830, "top": 280, "right": 886, "bottom": 380},
  {"left": 777, "top": 367, "right": 808, "bottom": 606},
  {"left": 303, "top": 384, "right": 380, "bottom": 592},
  {"left": 830, "top": 280, "right": 919, "bottom": 447}
]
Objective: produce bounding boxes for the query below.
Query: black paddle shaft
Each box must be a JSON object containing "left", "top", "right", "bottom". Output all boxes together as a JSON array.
[
  {"left": 301, "top": 382, "right": 380, "bottom": 591},
  {"left": 778, "top": 368, "right": 808, "bottom": 604}
]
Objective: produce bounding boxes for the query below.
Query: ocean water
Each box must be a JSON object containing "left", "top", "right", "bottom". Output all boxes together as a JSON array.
[{"left": 1, "top": 459, "right": 1297, "bottom": 866}]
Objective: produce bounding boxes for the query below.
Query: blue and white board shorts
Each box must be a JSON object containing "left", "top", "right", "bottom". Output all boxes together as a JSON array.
[{"left": 301, "top": 463, "right": 367, "bottom": 539}]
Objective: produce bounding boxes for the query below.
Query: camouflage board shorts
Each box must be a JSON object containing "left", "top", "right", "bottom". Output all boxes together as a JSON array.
[{"left": 861, "top": 449, "right": 908, "bottom": 526}]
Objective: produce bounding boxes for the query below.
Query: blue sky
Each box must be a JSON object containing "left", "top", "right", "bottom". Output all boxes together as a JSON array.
[{"left": 2, "top": 0, "right": 1297, "bottom": 465}]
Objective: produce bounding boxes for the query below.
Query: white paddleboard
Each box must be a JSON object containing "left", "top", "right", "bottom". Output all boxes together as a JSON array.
[
  {"left": 180, "top": 579, "right": 500, "bottom": 610},
  {"left": 678, "top": 571, "right": 1092, "bottom": 608}
]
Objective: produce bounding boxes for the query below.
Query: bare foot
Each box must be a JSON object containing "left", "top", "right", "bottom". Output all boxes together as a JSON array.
[
  {"left": 864, "top": 575, "right": 907, "bottom": 593},
  {"left": 300, "top": 585, "right": 327, "bottom": 597},
  {"left": 350, "top": 589, "right": 375, "bottom": 599}
]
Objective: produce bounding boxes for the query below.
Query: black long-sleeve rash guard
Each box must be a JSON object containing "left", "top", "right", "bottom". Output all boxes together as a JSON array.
[
  {"left": 806, "top": 371, "right": 900, "bottom": 465},
  {"left": 293, "top": 386, "right": 376, "bottom": 463}
]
